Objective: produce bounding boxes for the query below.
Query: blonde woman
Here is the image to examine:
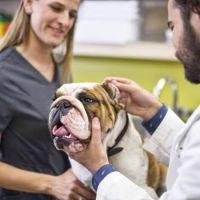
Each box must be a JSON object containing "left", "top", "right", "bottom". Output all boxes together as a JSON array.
[{"left": 0, "top": 0, "right": 95, "bottom": 199}]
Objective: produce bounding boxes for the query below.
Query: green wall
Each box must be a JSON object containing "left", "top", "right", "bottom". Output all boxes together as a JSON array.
[{"left": 72, "top": 56, "right": 200, "bottom": 116}]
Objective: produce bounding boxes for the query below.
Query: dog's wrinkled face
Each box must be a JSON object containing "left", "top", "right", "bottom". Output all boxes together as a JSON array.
[{"left": 49, "top": 82, "right": 122, "bottom": 153}]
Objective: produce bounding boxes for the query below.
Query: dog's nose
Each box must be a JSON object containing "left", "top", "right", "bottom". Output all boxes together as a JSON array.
[
  {"left": 60, "top": 101, "right": 71, "bottom": 109},
  {"left": 58, "top": 100, "right": 72, "bottom": 115}
]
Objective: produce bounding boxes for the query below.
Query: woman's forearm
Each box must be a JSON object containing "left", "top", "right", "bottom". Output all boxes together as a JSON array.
[{"left": 0, "top": 161, "right": 55, "bottom": 195}]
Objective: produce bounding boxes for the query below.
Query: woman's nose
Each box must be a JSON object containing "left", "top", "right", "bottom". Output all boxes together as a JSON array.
[{"left": 58, "top": 11, "right": 71, "bottom": 27}]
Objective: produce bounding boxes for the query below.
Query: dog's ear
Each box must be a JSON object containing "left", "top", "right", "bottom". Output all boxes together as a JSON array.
[{"left": 102, "top": 83, "right": 120, "bottom": 102}]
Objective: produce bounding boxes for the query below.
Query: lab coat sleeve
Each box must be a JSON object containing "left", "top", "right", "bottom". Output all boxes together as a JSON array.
[
  {"left": 97, "top": 120, "right": 200, "bottom": 200},
  {"left": 143, "top": 108, "right": 184, "bottom": 165},
  {"left": 160, "top": 119, "right": 200, "bottom": 200},
  {"left": 96, "top": 110, "right": 200, "bottom": 200},
  {"left": 96, "top": 171, "right": 154, "bottom": 200}
]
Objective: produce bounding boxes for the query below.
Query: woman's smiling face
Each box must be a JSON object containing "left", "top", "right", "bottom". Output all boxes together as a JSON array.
[{"left": 24, "top": 0, "right": 80, "bottom": 48}]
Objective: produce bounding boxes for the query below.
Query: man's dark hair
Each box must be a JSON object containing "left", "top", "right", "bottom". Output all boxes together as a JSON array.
[{"left": 175, "top": 0, "right": 200, "bottom": 17}]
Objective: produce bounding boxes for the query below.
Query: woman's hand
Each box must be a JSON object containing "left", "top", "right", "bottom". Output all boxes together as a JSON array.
[
  {"left": 68, "top": 118, "right": 109, "bottom": 174},
  {"left": 105, "top": 77, "right": 162, "bottom": 121},
  {"left": 49, "top": 169, "right": 96, "bottom": 200}
]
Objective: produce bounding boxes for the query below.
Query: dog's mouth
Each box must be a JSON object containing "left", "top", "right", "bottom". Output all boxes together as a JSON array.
[
  {"left": 52, "top": 122, "right": 90, "bottom": 150},
  {"left": 52, "top": 122, "right": 78, "bottom": 148},
  {"left": 49, "top": 99, "right": 90, "bottom": 152}
]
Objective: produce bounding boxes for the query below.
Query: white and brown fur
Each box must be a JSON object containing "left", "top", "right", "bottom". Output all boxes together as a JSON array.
[{"left": 49, "top": 83, "right": 167, "bottom": 199}]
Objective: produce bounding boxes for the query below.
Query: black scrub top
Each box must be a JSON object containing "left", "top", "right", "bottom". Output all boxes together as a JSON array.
[{"left": 0, "top": 47, "right": 70, "bottom": 200}]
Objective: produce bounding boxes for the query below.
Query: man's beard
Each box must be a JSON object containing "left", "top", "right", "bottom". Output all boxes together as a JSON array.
[{"left": 176, "top": 22, "right": 200, "bottom": 84}]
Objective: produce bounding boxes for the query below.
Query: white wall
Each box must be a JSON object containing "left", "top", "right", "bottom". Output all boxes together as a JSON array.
[{"left": 0, "top": 0, "right": 19, "bottom": 15}]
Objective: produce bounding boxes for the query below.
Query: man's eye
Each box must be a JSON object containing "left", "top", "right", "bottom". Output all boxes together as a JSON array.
[
  {"left": 69, "top": 11, "right": 77, "bottom": 19},
  {"left": 167, "top": 22, "right": 174, "bottom": 31}
]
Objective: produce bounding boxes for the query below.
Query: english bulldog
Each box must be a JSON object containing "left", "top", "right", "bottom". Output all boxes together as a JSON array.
[{"left": 48, "top": 82, "right": 167, "bottom": 199}]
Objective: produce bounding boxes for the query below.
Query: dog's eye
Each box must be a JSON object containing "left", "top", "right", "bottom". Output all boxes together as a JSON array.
[{"left": 82, "top": 97, "right": 97, "bottom": 104}]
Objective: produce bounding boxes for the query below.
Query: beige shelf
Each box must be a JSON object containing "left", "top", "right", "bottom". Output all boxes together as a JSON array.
[
  {"left": 74, "top": 42, "right": 177, "bottom": 61},
  {"left": 0, "top": 39, "right": 177, "bottom": 61}
]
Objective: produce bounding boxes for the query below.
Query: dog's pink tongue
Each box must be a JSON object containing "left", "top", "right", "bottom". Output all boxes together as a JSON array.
[{"left": 52, "top": 126, "right": 68, "bottom": 137}]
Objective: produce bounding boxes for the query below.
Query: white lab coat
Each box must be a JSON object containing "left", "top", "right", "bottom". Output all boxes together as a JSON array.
[{"left": 96, "top": 106, "right": 200, "bottom": 200}]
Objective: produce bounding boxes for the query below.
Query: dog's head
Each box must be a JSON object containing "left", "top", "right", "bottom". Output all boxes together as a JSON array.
[{"left": 48, "top": 82, "right": 124, "bottom": 153}]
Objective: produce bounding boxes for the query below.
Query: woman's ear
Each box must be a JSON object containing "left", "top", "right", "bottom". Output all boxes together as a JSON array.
[{"left": 23, "top": 0, "right": 33, "bottom": 15}]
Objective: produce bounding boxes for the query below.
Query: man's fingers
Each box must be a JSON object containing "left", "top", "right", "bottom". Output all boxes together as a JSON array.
[
  {"left": 111, "top": 81, "right": 132, "bottom": 93},
  {"left": 104, "top": 77, "right": 131, "bottom": 84},
  {"left": 91, "top": 117, "right": 102, "bottom": 145}
]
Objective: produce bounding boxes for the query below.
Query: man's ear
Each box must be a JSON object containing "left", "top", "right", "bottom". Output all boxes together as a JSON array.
[{"left": 23, "top": 0, "right": 33, "bottom": 15}]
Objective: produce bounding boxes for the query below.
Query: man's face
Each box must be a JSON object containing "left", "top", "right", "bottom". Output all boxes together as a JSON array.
[{"left": 168, "top": 0, "right": 200, "bottom": 84}]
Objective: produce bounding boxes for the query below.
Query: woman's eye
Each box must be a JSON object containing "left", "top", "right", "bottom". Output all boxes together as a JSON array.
[{"left": 50, "top": 5, "right": 63, "bottom": 13}]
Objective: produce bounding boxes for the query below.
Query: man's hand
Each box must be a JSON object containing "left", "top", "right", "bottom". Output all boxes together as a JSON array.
[
  {"left": 49, "top": 169, "right": 95, "bottom": 200},
  {"left": 105, "top": 77, "right": 162, "bottom": 121},
  {"left": 68, "top": 118, "right": 109, "bottom": 174}
]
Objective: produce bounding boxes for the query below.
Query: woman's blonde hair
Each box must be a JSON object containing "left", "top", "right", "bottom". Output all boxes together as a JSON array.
[{"left": 0, "top": 1, "right": 77, "bottom": 84}]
